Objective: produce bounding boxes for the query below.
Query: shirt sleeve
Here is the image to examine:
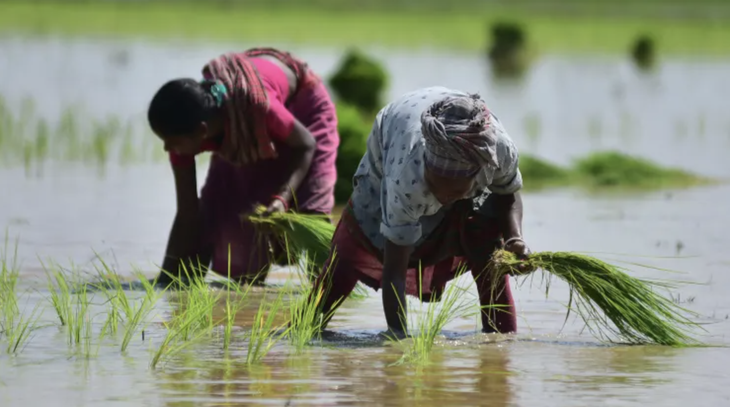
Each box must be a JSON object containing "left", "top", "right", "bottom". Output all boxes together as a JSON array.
[
  {"left": 265, "top": 98, "right": 296, "bottom": 142},
  {"left": 488, "top": 118, "right": 523, "bottom": 195}
]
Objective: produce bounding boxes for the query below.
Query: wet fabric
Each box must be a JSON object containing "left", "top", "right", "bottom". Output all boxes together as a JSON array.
[{"left": 313, "top": 197, "right": 518, "bottom": 333}]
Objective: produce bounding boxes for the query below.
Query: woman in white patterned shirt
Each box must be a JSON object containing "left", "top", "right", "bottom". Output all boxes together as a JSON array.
[{"left": 310, "top": 86, "right": 531, "bottom": 338}]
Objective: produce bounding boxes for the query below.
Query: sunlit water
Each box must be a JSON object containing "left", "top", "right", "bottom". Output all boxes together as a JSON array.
[{"left": 1, "top": 37, "right": 729, "bottom": 406}]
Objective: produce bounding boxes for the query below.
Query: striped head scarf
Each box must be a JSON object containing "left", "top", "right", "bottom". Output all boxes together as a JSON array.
[
  {"left": 202, "top": 48, "right": 320, "bottom": 166},
  {"left": 420, "top": 93, "right": 499, "bottom": 178}
]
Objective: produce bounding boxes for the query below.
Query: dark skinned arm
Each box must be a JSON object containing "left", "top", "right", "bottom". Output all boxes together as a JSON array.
[
  {"left": 492, "top": 192, "right": 523, "bottom": 241},
  {"left": 382, "top": 240, "right": 413, "bottom": 338},
  {"left": 271, "top": 120, "right": 316, "bottom": 207},
  {"left": 157, "top": 163, "right": 211, "bottom": 286}
]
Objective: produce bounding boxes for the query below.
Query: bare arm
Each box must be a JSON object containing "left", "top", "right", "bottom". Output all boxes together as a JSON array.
[
  {"left": 382, "top": 240, "right": 413, "bottom": 338},
  {"left": 157, "top": 163, "right": 211, "bottom": 286},
  {"left": 274, "top": 120, "right": 316, "bottom": 205},
  {"left": 492, "top": 192, "right": 523, "bottom": 241}
]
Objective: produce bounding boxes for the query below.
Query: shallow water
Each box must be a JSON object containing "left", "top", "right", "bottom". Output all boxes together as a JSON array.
[{"left": 1, "top": 37, "right": 730, "bottom": 406}]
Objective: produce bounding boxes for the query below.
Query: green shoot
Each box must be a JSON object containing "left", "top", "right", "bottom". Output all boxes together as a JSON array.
[
  {"left": 392, "top": 264, "right": 479, "bottom": 366},
  {"left": 245, "top": 289, "right": 289, "bottom": 365}
]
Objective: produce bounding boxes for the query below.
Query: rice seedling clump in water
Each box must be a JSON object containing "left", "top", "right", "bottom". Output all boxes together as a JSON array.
[{"left": 488, "top": 249, "right": 701, "bottom": 346}]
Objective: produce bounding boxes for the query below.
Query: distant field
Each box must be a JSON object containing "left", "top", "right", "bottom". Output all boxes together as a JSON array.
[{"left": 0, "top": 1, "right": 729, "bottom": 55}]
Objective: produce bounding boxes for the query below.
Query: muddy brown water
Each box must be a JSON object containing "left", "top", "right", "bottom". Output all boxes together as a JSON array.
[{"left": 1, "top": 37, "right": 729, "bottom": 406}]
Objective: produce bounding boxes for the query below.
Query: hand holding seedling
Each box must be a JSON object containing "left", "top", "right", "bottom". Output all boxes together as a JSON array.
[
  {"left": 264, "top": 198, "right": 287, "bottom": 216},
  {"left": 503, "top": 237, "right": 536, "bottom": 273}
]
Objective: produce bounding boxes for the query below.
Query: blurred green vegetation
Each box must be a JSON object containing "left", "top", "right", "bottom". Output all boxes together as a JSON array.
[
  {"left": 2, "top": 92, "right": 710, "bottom": 198},
  {"left": 1, "top": 1, "right": 729, "bottom": 54},
  {"left": 0, "top": 96, "right": 168, "bottom": 175},
  {"left": 333, "top": 103, "right": 372, "bottom": 203},
  {"left": 329, "top": 50, "right": 388, "bottom": 116}
]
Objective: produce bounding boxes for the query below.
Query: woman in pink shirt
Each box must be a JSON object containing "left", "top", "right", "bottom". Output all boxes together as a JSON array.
[{"left": 147, "top": 48, "right": 339, "bottom": 287}]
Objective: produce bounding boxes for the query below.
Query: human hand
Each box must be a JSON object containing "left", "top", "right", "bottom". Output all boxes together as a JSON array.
[
  {"left": 264, "top": 199, "right": 286, "bottom": 216},
  {"left": 263, "top": 196, "right": 287, "bottom": 216},
  {"left": 503, "top": 237, "right": 536, "bottom": 273}
]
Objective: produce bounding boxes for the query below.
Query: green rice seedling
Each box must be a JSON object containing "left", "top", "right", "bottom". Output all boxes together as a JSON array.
[
  {"left": 150, "top": 303, "right": 215, "bottom": 370},
  {"left": 244, "top": 205, "right": 335, "bottom": 273},
  {"left": 488, "top": 249, "right": 702, "bottom": 346},
  {"left": 86, "top": 255, "right": 164, "bottom": 351},
  {"left": 157, "top": 259, "right": 221, "bottom": 344},
  {"left": 245, "top": 207, "right": 368, "bottom": 301},
  {"left": 0, "top": 233, "right": 20, "bottom": 313},
  {"left": 150, "top": 257, "right": 232, "bottom": 369},
  {"left": 100, "top": 293, "right": 121, "bottom": 337},
  {"left": 67, "top": 281, "right": 91, "bottom": 347},
  {"left": 2, "top": 300, "right": 41, "bottom": 355},
  {"left": 119, "top": 278, "right": 163, "bottom": 353},
  {"left": 0, "top": 235, "right": 41, "bottom": 354},
  {"left": 91, "top": 258, "right": 130, "bottom": 337},
  {"left": 220, "top": 279, "right": 254, "bottom": 351},
  {"left": 120, "top": 293, "right": 158, "bottom": 353},
  {"left": 42, "top": 260, "right": 73, "bottom": 327},
  {"left": 211, "top": 249, "right": 258, "bottom": 351},
  {"left": 287, "top": 252, "right": 344, "bottom": 353},
  {"left": 79, "top": 309, "right": 96, "bottom": 359},
  {"left": 392, "top": 264, "right": 480, "bottom": 366},
  {"left": 245, "top": 288, "right": 290, "bottom": 365},
  {"left": 179, "top": 280, "right": 220, "bottom": 340}
]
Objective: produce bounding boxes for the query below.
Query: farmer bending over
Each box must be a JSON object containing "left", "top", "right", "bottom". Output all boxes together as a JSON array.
[
  {"left": 310, "top": 86, "right": 530, "bottom": 337},
  {"left": 147, "top": 48, "right": 339, "bottom": 287}
]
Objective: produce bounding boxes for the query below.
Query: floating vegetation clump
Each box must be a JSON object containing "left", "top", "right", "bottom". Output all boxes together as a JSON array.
[
  {"left": 519, "top": 154, "right": 573, "bottom": 190},
  {"left": 488, "top": 250, "right": 702, "bottom": 346},
  {"left": 573, "top": 151, "right": 710, "bottom": 190},
  {"left": 518, "top": 151, "right": 713, "bottom": 192}
]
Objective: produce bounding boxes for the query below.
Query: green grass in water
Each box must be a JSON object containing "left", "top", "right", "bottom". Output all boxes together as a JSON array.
[
  {"left": 1, "top": 236, "right": 41, "bottom": 355},
  {"left": 286, "top": 252, "right": 344, "bottom": 353},
  {"left": 488, "top": 249, "right": 702, "bottom": 346},
  {"left": 574, "top": 151, "right": 710, "bottom": 190},
  {"left": 519, "top": 151, "right": 711, "bottom": 192},
  {"left": 392, "top": 265, "right": 483, "bottom": 367},
  {"left": 1, "top": 2, "right": 730, "bottom": 55},
  {"left": 519, "top": 154, "right": 573, "bottom": 190},
  {"left": 245, "top": 288, "right": 290, "bottom": 365}
]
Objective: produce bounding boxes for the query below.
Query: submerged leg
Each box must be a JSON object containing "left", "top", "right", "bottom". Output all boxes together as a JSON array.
[
  {"left": 309, "top": 253, "right": 360, "bottom": 330},
  {"left": 472, "top": 267, "right": 517, "bottom": 334}
]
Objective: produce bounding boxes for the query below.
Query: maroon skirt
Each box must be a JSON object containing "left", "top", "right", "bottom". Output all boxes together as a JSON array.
[{"left": 313, "top": 198, "right": 518, "bottom": 333}]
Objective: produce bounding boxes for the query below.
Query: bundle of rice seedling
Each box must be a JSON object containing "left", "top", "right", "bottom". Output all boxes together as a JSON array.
[
  {"left": 488, "top": 250, "right": 701, "bottom": 346},
  {"left": 244, "top": 206, "right": 335, "bottom": 272},
  {"left": 245, "top": 207, "right": 370, "bottom": 300}
]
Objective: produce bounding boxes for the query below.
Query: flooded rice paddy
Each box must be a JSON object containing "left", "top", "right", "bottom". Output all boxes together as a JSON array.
[{"left": 1, "top": 37, "right": 729, "bottom": 406}]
